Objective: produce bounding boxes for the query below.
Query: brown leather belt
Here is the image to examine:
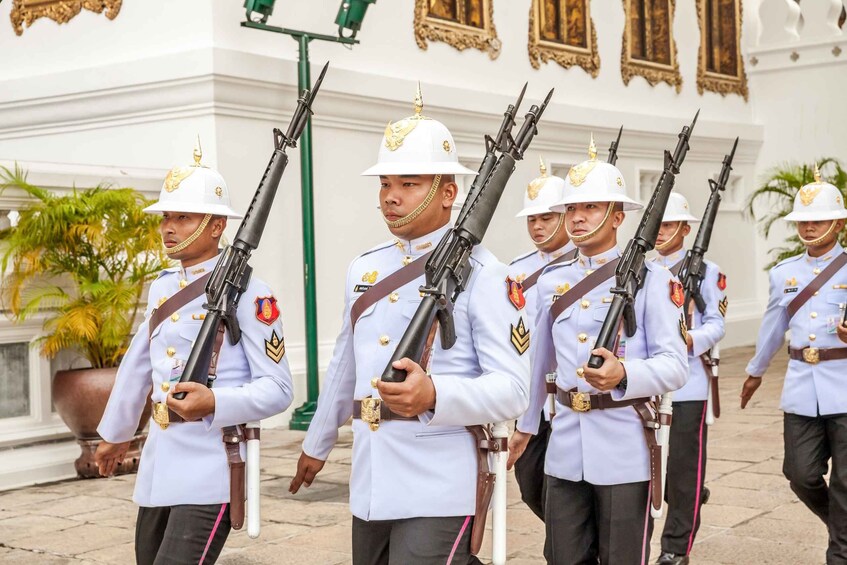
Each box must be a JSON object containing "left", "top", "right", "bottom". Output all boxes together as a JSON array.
[
  {"left": 353, "top": 398, "right": 417, "bottom": 430},
  {"left": 556, "top": 386, "right": 649, "bottom": 412},
  {"left": 788, "top": 346, "right": 847, "bottom": 364}
]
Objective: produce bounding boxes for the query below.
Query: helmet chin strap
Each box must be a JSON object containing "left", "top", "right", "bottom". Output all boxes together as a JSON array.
[
  {"left": 799, "top": 219, "right": 838, "bottom": 246},
  {"left": 384, "top": 174, "right": 442, "bottom": 229},
  {"left": 164, "top": 214, "right": 212, "bottom": 256},
  {"left": 655, "top": 222, "right": 683, "bottom": 251},
  {"left": 534, "top": 213, "right": 565, "bottom": 248},
  {"left": 566, "top": 202, "right": 614, "bottom": 244}
]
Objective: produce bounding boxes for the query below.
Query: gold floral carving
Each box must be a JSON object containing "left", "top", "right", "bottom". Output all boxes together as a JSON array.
[
  {"left": 11, "top": 0, "right": 122, "bottom": 36},
  {"left": 527, "top": 0, "right": 600, "bottom": 77},
  {"left": 620, "top": 0, "right": 682, "bottom": 93},
  {"left": 696, "top": 0, "right": 749, "bottom": 101},
  {"left": 414, "top": 0, "right": 501, "bottom": 60}
]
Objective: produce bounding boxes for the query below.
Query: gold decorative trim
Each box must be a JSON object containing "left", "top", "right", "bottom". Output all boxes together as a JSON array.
[
  {"left": 695, "top": 0, "right": 749, "bottom": 101},
  {"left": 527, "top": 0, "right": 600, "bottom": 77},
  {"left": 414, "top": 0, "right": 501, "bottom": 60},
  {"left": 620, "top": 0, "right": 682, "bottom": 93},
  {"left": 11, "top": 0, "right": 122, "bottom": 36}
]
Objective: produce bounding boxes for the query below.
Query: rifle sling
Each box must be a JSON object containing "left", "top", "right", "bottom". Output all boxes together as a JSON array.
[
  {"left": 350, "top": 251, "right": 434, "bottom": 329},
  {"left": 148, "top": 272, "right": 212, "bottom": 340},
  {"left": 549, "top": 258, "right": 621, "bottom": 321},
  {"left": 787, "top": 252, "right": 847, "bottom": 319},
  {"left": 521, "top": 249, "right": 579, "bottom": 292}
]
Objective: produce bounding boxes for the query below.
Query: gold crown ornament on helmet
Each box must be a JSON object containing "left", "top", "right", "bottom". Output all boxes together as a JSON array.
[
  {"left": 361, "top": 84, "right": 477, "bottom": 177},
  {"left": 516, "top": 156, "right": 567, "bottom": 217}
]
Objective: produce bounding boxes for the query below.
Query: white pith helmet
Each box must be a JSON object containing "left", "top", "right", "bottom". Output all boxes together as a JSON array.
[
  {"left": 361, "top": 84, "right": 477, "bottom": 177},
  {"left": 550, "top": 135, "right": 642, "bottom": 213},
  {"left": 783, "top": 165, "right": 847, "bottom": 222},
  {"left": 144, "top": 138, "right": 243, "bottom": 219},
  {"left": 516, "top": 157, "right": 566, "bottom": 217},
  {"left": 662, "top": 192, "right": 700, "bottom": 223}
]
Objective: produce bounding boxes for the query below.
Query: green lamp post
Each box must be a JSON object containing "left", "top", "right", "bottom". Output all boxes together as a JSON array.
[{"left": 242, "top": 0, "right": 376, "bottom": 430}]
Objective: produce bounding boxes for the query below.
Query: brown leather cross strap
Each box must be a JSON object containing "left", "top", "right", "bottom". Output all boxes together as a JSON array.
[
  {"left": 521, "top": 249, "right": 579, "bottom": 292},
  {"left": 350, "top": 251, "right": 434, "bottom": 328},
  {"left": 787, "top": 252, "right": 847, "bottom": 319},
  {"left": 148, "top": 272, "right": 212, "bottom": 339},
  {"left": 549, "top": 258, "right": 621, "bottom": 321}
]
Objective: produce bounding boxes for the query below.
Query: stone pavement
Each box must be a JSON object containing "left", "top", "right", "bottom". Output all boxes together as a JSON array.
[{"left": 0, "top": 346, "right": 830, "bottom": 564}]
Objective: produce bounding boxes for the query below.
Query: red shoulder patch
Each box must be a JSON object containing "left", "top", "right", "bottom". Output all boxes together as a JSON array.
[
  {"left": 717, "top": 272, "right": 727, "bottom": 291},
  {"left": 255, "top": 296, "right": 280, "bottom": 325},
  {"left": 506, "top": 277, "right": 526, "bottom": 310},
  {"left": 669, "top": 280, "right": 685, "bottom": 308}
]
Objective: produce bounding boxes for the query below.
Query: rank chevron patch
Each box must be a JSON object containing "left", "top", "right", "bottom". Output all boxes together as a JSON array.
[
  {"left": 511, "top": 317, "right": 530, "bottom": 355},
  {"left": 718, "top": 296, "right": 728, "bottom": 318},
  {"left": 265, "top": 330, "right": 285, "bottom": 363}
]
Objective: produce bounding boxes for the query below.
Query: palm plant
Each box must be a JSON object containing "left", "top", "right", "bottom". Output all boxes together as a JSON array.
[
  {"left": 0, "top": 165, "right": 169, "bottom": 368},
  {"left": 745, "top": 157, "right": 847, "bottom": 268}
]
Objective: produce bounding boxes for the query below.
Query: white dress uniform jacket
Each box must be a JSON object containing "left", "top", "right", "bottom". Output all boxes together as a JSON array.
[
  {"left": 746, "top": 245, "right": 847, "bottom": 417},
  {"left": 517, "top": 247, "right": 688, "bottom": 484},
  {"left": 98, "top": 253, "right": 294, "bottom": 507},
  {"left": 652, "top": 249, "right": 726, "bottom": 402},
  {"left": 302, "top": 225, "right": 530, "bottom": 520}
]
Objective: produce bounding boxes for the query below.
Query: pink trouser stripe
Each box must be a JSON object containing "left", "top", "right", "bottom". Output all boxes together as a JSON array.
[
  {"left": 199, "top": 503, "right": 227, "bottom": 565},
  {"left": 446, "top": 515, "right": 472, "bottom": 565},
  {"left": 686, "top": 402, "right": 708, "bottom": 554},
  {"left": 641, "top": 483, "right": 652, "bottom": 565}
]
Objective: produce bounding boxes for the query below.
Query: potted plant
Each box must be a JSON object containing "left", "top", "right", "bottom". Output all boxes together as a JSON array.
[
  {"left": 0, "top": 165, "right": 169, "bottom": 478},
  {"left": 746, "top": 157, "right": 847, "bottom": 268}
]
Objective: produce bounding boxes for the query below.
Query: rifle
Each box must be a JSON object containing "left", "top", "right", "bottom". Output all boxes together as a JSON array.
[
  {"left": 587, "top": 111, "right": 698, "bottom": 370},
  {"left": 607, "top": 126, "right": 623, "bottom": 166},
  {"left": 174, "top": 62, "right": 328, "bottom": 399},
  {"left": 380, "top": 86, "right": 554, "bottom": 383},
  {"left": 677, "top": 137, "right": 737, "bottom": 315}
]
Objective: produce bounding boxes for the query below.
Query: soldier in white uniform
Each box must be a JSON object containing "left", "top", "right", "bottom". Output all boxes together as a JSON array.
[
  {"left": 651, "top": 193, "right": 726, "bottom": 565},
  {"left": 95, "top": 147, "right": 294, "bottom": 565},
  {"left": 288, "top": 91, "right": 529, "bottom": 564},
  {"left": 742, "top": 168, "right": 847, "bottom": 564},
  {"left": 510, "top": 142, "right": 688, "bottom": 564},
  {"left": 506, "top": 158, "right": 576, "bottom": 521}
]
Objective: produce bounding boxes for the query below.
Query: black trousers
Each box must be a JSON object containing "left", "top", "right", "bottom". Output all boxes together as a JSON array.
[
  {"left": 783, "top": 412, "right": 847, "bottom": 564},
  {"left": 352, "top": 515, "right": 474, "bottom": 565},
  {"left": 135, "top": 504, "right": 231, "bottom": 565},
  {"left": 514, "top": 414, "right": 552, "bottom": 521},
  {"left": 545, "top": 476, "right": 653, "bottom": 565},
  {"left": 660, "top": 400, "right": 709, "bottom": 556}
]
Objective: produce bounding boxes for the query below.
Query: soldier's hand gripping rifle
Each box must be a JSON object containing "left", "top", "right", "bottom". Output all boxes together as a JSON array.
[
  {"left": 174, "top": 62, "right": 328, "bottom": 399},
  {"left": 677, "top": 138, "right": 737, "bottom": 425},
  {"left": 381, "top": 86, "right": 554, "bottom": 383},
  {"left": 587, "top": 111, "right": 698, "bottom": 370}
]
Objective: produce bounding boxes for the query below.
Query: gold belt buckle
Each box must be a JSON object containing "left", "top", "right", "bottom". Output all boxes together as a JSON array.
[
  {"left": 571, "top": 392, "right": 591, "bottom": 412},
  {"left": 152, "top": 402, "right": 169, "bottom": 430},
  {"left": 361, "top": 397, "right": 381, "bottom": 431},
  {"left": 803, "top": 347, "right": 820, "bottom": 364}
]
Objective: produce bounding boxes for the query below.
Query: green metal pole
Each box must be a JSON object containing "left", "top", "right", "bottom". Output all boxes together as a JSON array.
[{"left": 289, "top": 34, "right": 319, "bottom": 430}]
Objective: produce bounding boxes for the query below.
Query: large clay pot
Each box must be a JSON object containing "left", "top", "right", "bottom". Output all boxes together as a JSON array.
[{"left": 52, "top": 367, "right": 151, "bottom": 478}]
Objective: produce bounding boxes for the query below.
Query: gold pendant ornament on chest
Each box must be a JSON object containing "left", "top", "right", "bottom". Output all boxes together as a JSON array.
[{"left": 361, "top": 397, "right": 381, "bottom": 431}]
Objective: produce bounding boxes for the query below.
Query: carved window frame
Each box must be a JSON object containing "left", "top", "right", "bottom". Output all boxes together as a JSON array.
[
  {"left": 414, "top": 0, "right": 502, "bottom": 60},
  {"left": 11, "top": 0, "right": 122, "bottom": 36},
  {"left": 621, "top": 0, "right": 683, "bottom": 92},
  {"left": 528, "top": 0, "right": 600, "bottom": 77},
  {"left": 697, "top": 0, "right": 748, "bottom": 100}
]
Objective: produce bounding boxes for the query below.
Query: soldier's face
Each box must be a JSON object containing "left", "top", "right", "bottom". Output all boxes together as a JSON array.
[
  {"left": 564, "top": 202, "right": 624, "bottom": 253},
  {"left": 655, "top": 221, "right": 690, "bottom": 254},
  {"left": 160, "top": 212, "right": 226, "bottom": 266},
  {"left": 379, "top": 175, "right": 456, "bottom": 238},
  {"left": 526, "top": 213, "right": 568, "bottom": 252}
]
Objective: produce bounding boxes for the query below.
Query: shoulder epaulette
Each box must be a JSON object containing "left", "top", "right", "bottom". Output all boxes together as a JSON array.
[{"left": 509, "top": 249, "right": 537, "bottom": 266}]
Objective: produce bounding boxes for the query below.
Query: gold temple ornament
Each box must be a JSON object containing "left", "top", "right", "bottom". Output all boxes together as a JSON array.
[{"left": 11, "top": 0, "right": 122, "bottom": 36}]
